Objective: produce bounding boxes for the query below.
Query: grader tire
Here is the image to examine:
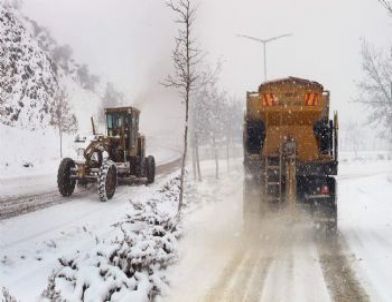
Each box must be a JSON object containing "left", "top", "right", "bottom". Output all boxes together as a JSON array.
[
  {"left": 146, "top": 155, "right": 156, "bottom": 184},
  {"left": 57, "top": 158, "right": 76, "bottom": 197},
  {"left": 98, "top": 160, "right": 117, "bottom": 202}
]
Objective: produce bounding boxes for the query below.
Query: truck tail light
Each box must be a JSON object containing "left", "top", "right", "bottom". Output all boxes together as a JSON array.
[
  {"left": 305, "top": 92, "right": 319, "bottom": 106},
  {"left": 320, "top": 185, "right": 330, "bottom": 195},
  {"left": 262, "top": 93, "right": 279, "bottom": 106}
]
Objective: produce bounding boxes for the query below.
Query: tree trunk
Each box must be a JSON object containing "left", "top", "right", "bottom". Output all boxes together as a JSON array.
[
  {"left": 178, "top": 88, "right": 190, "bottom": 214},
  {"left": 165, "top": 0, "right": 198, "bottom": 217},
  {"left": 192, "top": 142, "right": 197, "bottom": 180},
  {"left": 213, "top": 133, "right": 219, "bottom": 179},
  {"left": 226, "top": 135, "right": 230, "bottom": 172},
  {"left": 195, "top": 134, "right": 202, "bottom": 181},
  {"left": 59, "top": 127, "right": 63, "bottom": 158},
  {"left": 178, "top": 7, "right": 192, "bottom": 215}
]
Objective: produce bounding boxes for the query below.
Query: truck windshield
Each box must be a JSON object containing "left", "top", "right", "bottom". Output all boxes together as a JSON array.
[{"left": 106, "top": 113, "right": 123, "bottom": 136}]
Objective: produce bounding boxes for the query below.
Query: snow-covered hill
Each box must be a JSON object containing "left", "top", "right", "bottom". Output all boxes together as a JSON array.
[
  {"left": 0, "top": 4, "right": 58, "bottom": 129},
  {"left": 0, "top": 3, "right": 105, "bottom": 131}
]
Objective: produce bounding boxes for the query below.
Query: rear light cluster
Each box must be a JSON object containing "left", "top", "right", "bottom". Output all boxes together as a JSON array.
[
  {"left": 319, "top": 185, "right": 330, "bottom": 195},
  {"left": 261, "top": 92, "right": 320, "bottom": 107},
  {"left": 305, "top": 92, "right": 319, "bottom": 106},
  {"left": 262, "top": 93, "right": 279, "bottom": 106}
]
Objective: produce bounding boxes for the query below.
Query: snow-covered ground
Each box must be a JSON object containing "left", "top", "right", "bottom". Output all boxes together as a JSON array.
[
  {"left": 0, "top": 171, "right": 181, "bottom": 301},
  {"left": 161, "top": 155, "right": 392, "bottom": 302},
  {"left": 339, "top": 163, "right": 392, "bottom": 302},
  {"left": 1, "top": 152, "right": 392, "bottom": 301}
]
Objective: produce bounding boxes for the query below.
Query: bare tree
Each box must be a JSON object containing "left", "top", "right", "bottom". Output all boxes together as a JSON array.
[
  {"left": 210, "top": 89, "right": 226, "bottom": 179},
  {"left": 356, "top": 41, "right": 392, "bottom": 141},
  {"left": 50, "top": 89, "right": 78, "bottom": 158},
  {"left": 191, "top": 65, "right": 243, "bottom": 180},
  {"left": 193, "top": 75, "right": 225, "bottom": 180},
  {"left": 378, "top": 0, "right": 392, "bottom": 15},
  {"left": 222, "top": 97, "right": 244, "bottom": 171},
  {"left": 191, "top": 64, "right": 221, "bottom": 181},
  {"left": 163, "top": 0, "right": 200, "bottom": 213}
]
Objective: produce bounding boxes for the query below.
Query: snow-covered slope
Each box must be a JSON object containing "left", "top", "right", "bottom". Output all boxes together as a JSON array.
[
  {"left": 0, "top": 3, "right": 104, "bottom": 131},
  {"left": 0, "top": 4, "right": 58, "bottom": 129},
  {"left": 0, "top": 123, "right": 75, "bottom": 178}
]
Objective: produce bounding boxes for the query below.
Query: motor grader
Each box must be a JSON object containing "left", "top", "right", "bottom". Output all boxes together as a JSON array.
[
  {"left": 243, "top": 77, "right": 338, "bottom": 234},
  {"left": 57, "top": 106, "right": 156, "bottom": 201}
]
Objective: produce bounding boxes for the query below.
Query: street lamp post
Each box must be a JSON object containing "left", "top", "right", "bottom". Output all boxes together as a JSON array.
[{"left": 238, "top": 33, "right": 293, "bottom": 82}]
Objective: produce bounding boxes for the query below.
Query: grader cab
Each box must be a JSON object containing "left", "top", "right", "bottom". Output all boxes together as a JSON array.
[
  {"left": 243, "top": 77, "right": 338, "bottom": 234},
  {"left": 57, "top": 106, "right": 155, "bottom": 201}
]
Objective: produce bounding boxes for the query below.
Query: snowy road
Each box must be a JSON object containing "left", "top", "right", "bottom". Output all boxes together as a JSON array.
[
  {"left": 163, "top": 159, "right": 392, "bottom": 302},
  {"left": 1, "top": 156, "right": 392, "bottom": 301},
  {"left": 0, "top": 159, "right": 181, "bottom": 220}
]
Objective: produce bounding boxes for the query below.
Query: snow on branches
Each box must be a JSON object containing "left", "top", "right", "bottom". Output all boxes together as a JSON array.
[
  {"left": 1, "top": 287, "right": 17, "bottom": 302},
  {"left": 378, "top": 0, "right": 392, "bottom": 15},
  {"left": 356, "top": 41, "right": 392, "bottom": 140},
  {"left": 42, "top": 176, "right": 181, "bottom": 302}
]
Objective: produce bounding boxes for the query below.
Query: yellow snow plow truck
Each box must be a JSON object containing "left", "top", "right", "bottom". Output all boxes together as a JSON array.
[{"left": 243, "top": 77, "right": 338, "bottom": 234}]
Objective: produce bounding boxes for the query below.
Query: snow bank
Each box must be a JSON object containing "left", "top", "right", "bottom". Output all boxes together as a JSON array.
[
  {"left": 0, "top": 123, "right": 75, "bottom": 179},
  {"left": 42, "top": 177, "right": 181, "bottom": 302},
  {"left": 340, "top": 151, "right": 392, "bottom": 162}
]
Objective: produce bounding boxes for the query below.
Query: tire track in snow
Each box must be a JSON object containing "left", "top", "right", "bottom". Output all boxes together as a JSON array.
[
  {"left": 204, "top": 247, "right": 273, "bottom": 302},
  {"left": 202, "top": 212, "right": 338, "bottom": 302},
  {"left": 203, "top": 213, "right": 297, "bottom": 302},
  {"left": 318, "top": 237, "right": 370, "bottom": 302},
  {"left": 241, "top": 256, "right": 273, "bottom": 302},
  {"left": 204, "top": 248, "right": 250, "bottom": 301}
]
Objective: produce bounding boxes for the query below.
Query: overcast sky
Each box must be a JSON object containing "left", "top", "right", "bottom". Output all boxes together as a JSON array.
[{"left": 22, "top": 0, "right": 392, "bottom": 137}]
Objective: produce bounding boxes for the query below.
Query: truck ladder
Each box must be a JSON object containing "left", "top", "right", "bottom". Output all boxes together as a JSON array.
[
  {"left": 283, "top": 138, "right": 298, "bottom": 214},
  {"left": 263, "top": 155, "right": 283, "bottom": 206}
]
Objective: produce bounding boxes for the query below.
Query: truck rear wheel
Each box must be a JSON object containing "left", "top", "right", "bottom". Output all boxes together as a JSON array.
[
  {"left": 146, "top": 155, "right": 155, "bottom": 184},
  {"left": 57, "top": 158, "right": 76, "bottom": 197},
  {"left": 98, "top": 160, "right": 117, "bottom": 201}
]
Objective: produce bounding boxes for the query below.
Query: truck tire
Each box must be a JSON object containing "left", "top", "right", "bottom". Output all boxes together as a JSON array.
[
  {"left": 58, "top": 158, "right": 76, "bottom": 197},
  {"left": 146, "top": 155, "right": 155, "bottom": 184},
  {"left": 98, "top": 160, "right": 117, "bottom": 202}
]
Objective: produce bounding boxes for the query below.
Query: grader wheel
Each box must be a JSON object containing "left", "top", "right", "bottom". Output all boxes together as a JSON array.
[
  {"left": 57, "top": 158, "right": 76, "bottom": 197},
  {"left": 98, "top": 160, "right": 117, "bottom": 201}
]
